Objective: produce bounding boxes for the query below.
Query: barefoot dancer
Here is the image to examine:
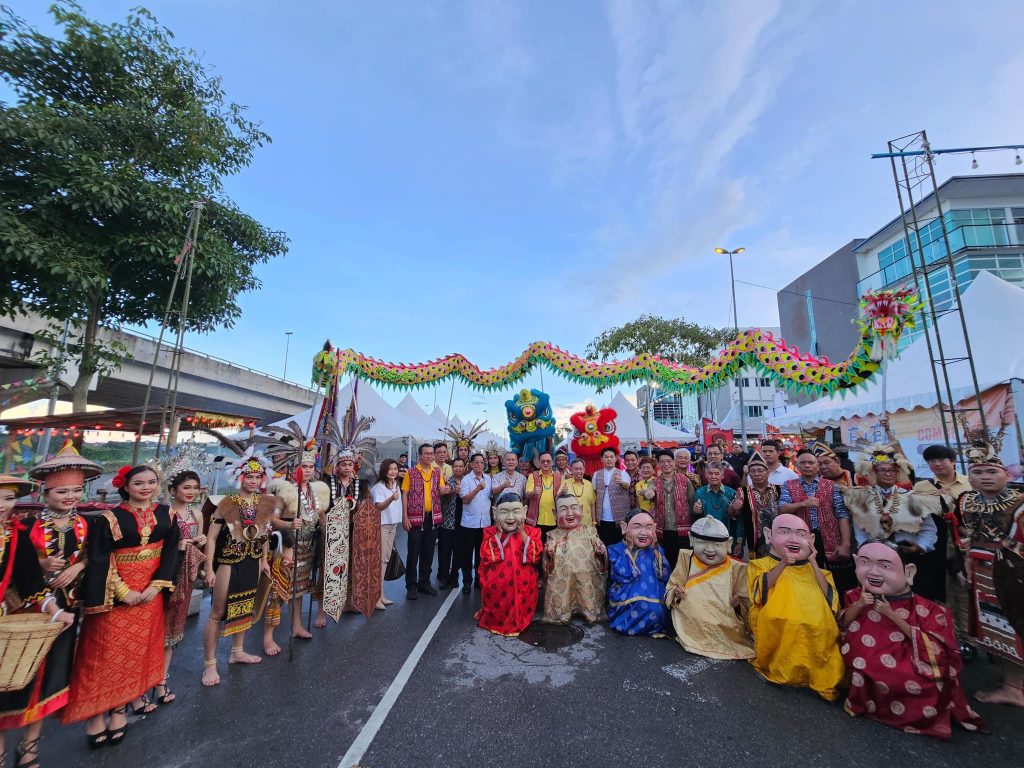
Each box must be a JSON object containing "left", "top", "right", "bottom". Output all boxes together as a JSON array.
[
  {"left": 265, "top": 444, "right": 329, "bottom": 652},
  {"left": 957, "top": 440, "right": 1024, "bottom": 707},
  {"left": 202, "top": 449, "right": 277, "bottom": 687}
]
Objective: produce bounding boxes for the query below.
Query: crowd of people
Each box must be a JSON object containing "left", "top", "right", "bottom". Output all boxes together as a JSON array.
[{"left": 0, "top": 430, "right": 1022, "bottom": 766}]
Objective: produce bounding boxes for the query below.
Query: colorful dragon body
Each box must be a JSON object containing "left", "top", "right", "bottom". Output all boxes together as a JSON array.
[
  {"left": 569, "top": 404, "right": 619, "bottom": 475},
  {"left": 311, "top": 289, "right": 920, "bottom": 397},
  {"left": 505, "top": 388, "right": 555, "bottom": 465}
]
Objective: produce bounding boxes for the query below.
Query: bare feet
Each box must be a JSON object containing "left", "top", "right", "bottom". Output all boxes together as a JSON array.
[
  {"left": 292, "top": 625, "right": 313, "bottom": 640},
  {"left": 975, "top": 685, "right": 1024, "bottom": 706},
  {"left": 264, "top": 638, "right": 282, "bottom": 656},
  {"left": 201, "top": 662, "right": 220, "bottom": 687},
  {"left": 228, "top": 650, "right": 263, "bottom": 665},
  {"left": 314, "top": 611, "right": 327, "bottom": 628}
]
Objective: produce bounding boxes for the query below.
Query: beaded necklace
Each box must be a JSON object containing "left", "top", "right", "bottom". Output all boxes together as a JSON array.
[
  {"left": 329, "top": 475, "right": 360, "bottom": 509},
  {"left": 122, "top": 502, "right": 158, "bottom": 545}
]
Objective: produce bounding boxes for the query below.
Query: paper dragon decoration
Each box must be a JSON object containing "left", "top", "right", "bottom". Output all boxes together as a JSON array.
[
  {"left": 311, "top": 289, "right": 920, "bottom": 398},
  {"left": 569, "top": 403, "right": 619, "bottom": 475},
  {"left": 506, "top": 389, "right": 555, "bottom": 465},
  {"left": 854, "top": 288, "right": 923, "bottom": 361}
]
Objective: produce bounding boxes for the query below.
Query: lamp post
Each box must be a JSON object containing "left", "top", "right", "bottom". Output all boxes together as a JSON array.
[
  {"left": 715, "top": 247, "right": 747, "bottom": 448},
  {"left": 283, "top": 331, "right": 293, "bottom": 381}
]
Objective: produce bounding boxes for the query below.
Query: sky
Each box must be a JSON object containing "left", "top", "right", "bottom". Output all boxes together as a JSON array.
[{"left": 10, "top": 0, "right": 1024, "bottom": 430}]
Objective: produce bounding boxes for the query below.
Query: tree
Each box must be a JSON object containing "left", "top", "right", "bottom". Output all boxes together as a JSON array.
[
  {"left": 0, "top": 3, "right": 288, "bottom": 410},
  {"left": 585, "top": 314, "right": 734, "bottom": 366}
]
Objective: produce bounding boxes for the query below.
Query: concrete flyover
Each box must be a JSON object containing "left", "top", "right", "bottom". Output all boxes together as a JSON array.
[{"left": 0, "top": 312, "right": 315, "bottom": 423}]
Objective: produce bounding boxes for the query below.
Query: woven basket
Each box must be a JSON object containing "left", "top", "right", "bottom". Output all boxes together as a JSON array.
[{"left": 0, "top": 614, "right": 64, "bottom": 692}]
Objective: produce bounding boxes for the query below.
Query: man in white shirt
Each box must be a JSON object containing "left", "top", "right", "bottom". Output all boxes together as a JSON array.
[
  {"left": 592, "top": 447, "right": 631, "bottom": 546},
  {"left": 751, "top": 439, "right": 798, "bottom": 485},
  {"left": 458, "top": 453, "right": 493, "bottom": 594},
  {"left": 490, "top": 451, "right": 526, "bottom": 500}
]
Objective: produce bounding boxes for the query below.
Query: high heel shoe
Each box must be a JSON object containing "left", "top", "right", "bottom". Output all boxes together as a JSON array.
[
  {"left": 86, "top": 728, "right": 109, "bottom": 750},
  {"left": 108, "top": 705, "right": 128, "bottom": 746}
]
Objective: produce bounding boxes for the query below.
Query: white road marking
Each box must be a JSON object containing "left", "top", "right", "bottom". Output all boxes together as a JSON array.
[{"left": 338, "top": 588, "right": 459, "bottom": 768}]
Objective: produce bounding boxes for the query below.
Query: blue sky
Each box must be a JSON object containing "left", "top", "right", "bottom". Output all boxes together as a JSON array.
[{"left": 12, "top": 0, "right": 1024, "bottom": 428}]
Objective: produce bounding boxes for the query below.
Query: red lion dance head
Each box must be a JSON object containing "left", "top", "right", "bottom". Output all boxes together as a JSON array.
[{"left": 570, "top": 404, "right": 618, "bottom": 476}]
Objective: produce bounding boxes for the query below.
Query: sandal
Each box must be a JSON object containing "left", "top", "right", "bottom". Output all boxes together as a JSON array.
[
  {"left": 131, "top": 695, "right": 157, "bottom": 717},
  {"left": 109, "top": 705, "right": 128, "bottom": 746},
  {"left": 153, "top": 679, "right": 176, "bottom": 705},
  {"left": 16, "top": 737, "right": 40, "bottom": 768}
]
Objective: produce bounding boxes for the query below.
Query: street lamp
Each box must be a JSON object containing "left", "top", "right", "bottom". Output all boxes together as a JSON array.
[
  {"left": 283, "top": 331, "right": 293, "bottom": 381},
  {"left": 714, "top": 247, "right": 747, "bottom": 447}
]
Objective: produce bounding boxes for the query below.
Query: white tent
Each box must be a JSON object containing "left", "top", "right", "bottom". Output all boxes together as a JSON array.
[
  {"left": 396, "top": 394, "right": 443, "bottom": 440},
  {"left": 232, "top": 381, "right": 430, "bottom": 442},
  {"left": 606, "top": 392, "right": 697, "bottom": 445},
  {"left": 767, "top": 270, "right": 1024, "bottom": 430}
]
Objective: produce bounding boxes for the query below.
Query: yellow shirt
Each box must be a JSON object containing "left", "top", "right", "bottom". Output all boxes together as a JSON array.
[
  {"left": 563, "top": 477, "right": 596, "bottom": 526},
  {"left": 526, "top": 471, "right": 557, "bottom": 527},
  {"left": 402, "top": 464, "right": 446, "bottom": 512},
  {"left": 635, "top": 478, "right": 655, "bottom": 512}
]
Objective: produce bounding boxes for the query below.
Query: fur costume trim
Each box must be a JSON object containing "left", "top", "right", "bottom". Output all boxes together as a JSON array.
[{"left": 840, "top": 486, "right": 942, "bottom": 539}]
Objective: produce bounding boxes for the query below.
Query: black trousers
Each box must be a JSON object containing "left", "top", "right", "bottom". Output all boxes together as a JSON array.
[
  {"left": 598, "top": 521, "right": 623, "bottom": 547},
  {"left": 405, "top": 516, "right": 437, "bottom": 588},
  {"left": 457, "top": 526, "right": 484, "bottom": 585},
  {"left": 437, "top": 527, "right": 459, "bottom": 586},
  {"left": 661, "top": 530, "right": 688, "bottom": 570}
]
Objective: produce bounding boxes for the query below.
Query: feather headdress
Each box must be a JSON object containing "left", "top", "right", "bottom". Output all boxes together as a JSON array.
[
  {"left": 443, "top": 419, "right": 488, "bottom": 452},
  {"left": 854, "top": 442, "right": 912, "bottom": 485},
  {"left": 225, "top": 446, "right": 274, "bottom": 488}
]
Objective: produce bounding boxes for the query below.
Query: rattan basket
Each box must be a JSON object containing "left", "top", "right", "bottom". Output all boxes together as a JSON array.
[{"left": 0, "top": 614, "right": 64, "bottom": 692}]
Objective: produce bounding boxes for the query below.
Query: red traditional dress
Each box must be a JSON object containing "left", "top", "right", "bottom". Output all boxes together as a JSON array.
[
  {"left": 62, "top": 503, "right": 180, "bottom": 723},
  {"left": 475, "top": 525, "right": 543, "bottom": 636},
  {"left": 842, "top": 588, "right": 986, "bottom": 740}
]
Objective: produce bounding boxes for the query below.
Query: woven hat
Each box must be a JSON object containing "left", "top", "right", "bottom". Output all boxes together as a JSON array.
[
  {"left": 0, "top": 474, "right": 37, "bottom": 498},
  {"left": 807, "top": 440, "right": 837, "bottom": 460},
  {"left": 29, "top": 440, "right": 102, "bottom": 486},
  {"left": 746, "top": 450, "right": 769, "bottom": 470}
]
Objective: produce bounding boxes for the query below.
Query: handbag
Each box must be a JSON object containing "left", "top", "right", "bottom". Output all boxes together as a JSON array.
[{"left": 384, "top": 546, "right": 406, "bottom": 581}]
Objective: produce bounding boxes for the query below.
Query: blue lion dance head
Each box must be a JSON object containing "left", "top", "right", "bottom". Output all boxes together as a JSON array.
[{"left": 505, "top": 388, "right": 555, "bottom": 466}]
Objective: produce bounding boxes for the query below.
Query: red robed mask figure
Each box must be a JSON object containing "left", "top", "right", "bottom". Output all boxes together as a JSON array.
[
  {"left": 570, "top": 404, "right": 619, "bottom": 474},
  {"left": 764, "top": 513, "right": 813, "bottom": 561},
  {"left": 855, "top": 540, "right": 915, "bottom": 596},
  {"left": 554, "top": 493, "right": 583, "bottom": 531},
  {"left": 622, "top": 511, "right": 656, "bottom": 549},
  {"left": 493, "top": 494, "right": 527, "bottom": 534}
]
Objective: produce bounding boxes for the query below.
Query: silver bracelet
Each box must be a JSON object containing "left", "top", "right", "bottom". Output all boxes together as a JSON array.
[{"left": 50, "top": 608, "right": 65, "bottom": 623}]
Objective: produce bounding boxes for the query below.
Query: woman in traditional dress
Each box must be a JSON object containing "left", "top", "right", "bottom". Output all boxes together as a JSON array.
[
  {"left": 159, "top": 470, "right": 206, "bottom": 705},
  {"left": 202, "top": 450, "right": 276, "bottom": 686},
  {"left": 61, "top": 465, "right": 180, "bottom": 747},
  {"left": 0, "top": 474, "right": 75, "bottom": 768}
]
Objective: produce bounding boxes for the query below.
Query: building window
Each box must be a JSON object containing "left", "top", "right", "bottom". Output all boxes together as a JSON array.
[{"left": 745, "top": 405, "right": 763, "bottom": 418}]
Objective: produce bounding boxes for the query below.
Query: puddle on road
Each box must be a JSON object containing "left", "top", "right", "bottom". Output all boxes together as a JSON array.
[
  {"left": 517, "top": 622, "right": 585, "bottom": 650},
  {"left": 445, "top": 621, "right": 604, "bottom": 687}
]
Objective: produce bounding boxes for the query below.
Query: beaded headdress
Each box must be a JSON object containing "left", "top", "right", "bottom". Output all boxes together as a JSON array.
[{"left": 443, "top": 420, "right": 488, "bottom": 453}]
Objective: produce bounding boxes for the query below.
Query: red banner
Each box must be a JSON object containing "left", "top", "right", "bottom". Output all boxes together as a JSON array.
[{"left": 702, "top": 418, "right": 734, "bottom": 449}]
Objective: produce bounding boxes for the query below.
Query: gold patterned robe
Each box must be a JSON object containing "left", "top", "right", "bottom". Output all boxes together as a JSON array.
[
  {"left": 542, "top": 525, "right": 606, "bottom": 623},
  {"left": 665, "top": 551, "right": 753, "bottom": 660}
]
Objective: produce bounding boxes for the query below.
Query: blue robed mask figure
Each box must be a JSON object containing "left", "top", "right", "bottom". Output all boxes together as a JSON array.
[{"left": 505, "top": 388, "right": 555, "bottom": 466}]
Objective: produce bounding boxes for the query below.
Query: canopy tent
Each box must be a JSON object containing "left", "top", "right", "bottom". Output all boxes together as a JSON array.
[
  {"left": 766, "top": 271, "right": 1024, "bottom": 430},
  {"left": 229, "top": 381, "right": 432, "bottom": 442},
  {"left": 606, "top": 392, "right": 697, "bottom": 445},
  {"left": 395, "top": 394, "right": 444, "bottom": 441}
]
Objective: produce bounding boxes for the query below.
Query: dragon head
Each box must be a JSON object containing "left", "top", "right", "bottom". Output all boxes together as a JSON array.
[
  {"left": 569, "top": 403, "right": 619, "bottom": 458},
  {"left": 505, "top": 388, "right": 555, "bottom": 445},
  {"left": 857, "top": 288, "right": 922, "bottom": 361}
]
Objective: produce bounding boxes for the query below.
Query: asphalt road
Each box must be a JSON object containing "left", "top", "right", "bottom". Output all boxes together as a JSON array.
[{"left": 33, "top": 530, "right": 1022, "bottom": 768}]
